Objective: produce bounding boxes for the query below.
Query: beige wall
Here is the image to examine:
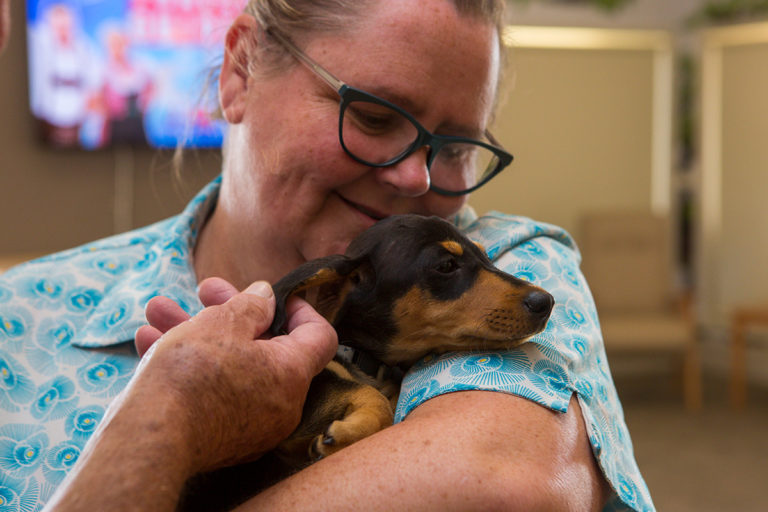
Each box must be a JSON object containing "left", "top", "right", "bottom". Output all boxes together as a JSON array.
[
  {"left": 506, "top": 0, "right": 704, "bottom": 31},
  {"left": 698, "top": 26, "right": 768, "bottom": 325},
  {"left": 470, "top": 28, "right": 670, "bottom": 241},
  {"left": 721, "top": 44, "right": 768, "bottom": 310}
]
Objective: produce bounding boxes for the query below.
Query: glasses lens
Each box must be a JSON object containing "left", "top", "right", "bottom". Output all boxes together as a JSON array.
[
  {"left": 429, "top": 142, "right": 501, "bottom": 193},
  {"left": 341, "top": 100, "right": 419, "bottom": 164}
]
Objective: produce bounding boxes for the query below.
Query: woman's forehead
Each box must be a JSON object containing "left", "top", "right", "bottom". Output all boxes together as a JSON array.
[{"left": 306, "top": 0, "right": 500, "bottom": 127}]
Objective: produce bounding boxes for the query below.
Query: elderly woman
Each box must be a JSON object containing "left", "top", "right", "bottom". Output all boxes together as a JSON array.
[{"left": 1, "top": 0, "right": 653, "bottom": 511}]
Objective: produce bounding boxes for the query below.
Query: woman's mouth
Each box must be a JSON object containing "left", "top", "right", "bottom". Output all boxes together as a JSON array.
[{"left": 337, "top": 194, "right": 387, "bottom": 222}]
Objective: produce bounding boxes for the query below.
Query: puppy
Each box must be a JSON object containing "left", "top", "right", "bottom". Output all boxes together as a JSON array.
[{"left": 180, "top": 214, "right": 553, "bottom": 510}]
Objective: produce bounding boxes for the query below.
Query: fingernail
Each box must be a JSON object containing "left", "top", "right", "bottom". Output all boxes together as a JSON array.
[{"left": 245, "top": 280, "right": 273, "bottom": 299}]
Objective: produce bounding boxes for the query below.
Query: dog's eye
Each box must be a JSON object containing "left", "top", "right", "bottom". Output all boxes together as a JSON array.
[{"left": 434, "top": 258, "right": 459, "bottom": 274}]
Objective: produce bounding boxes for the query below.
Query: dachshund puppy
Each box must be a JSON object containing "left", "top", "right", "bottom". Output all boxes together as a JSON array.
[{"left": 180, "top": 214, "right": 553, "bottom": 511}]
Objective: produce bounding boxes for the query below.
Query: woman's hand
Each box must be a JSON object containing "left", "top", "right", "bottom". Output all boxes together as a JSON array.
[
  {"left": 134, "top": 279, "right": 338, "bottom": 471},
  {"left": 45, "top": 280, "right": 337, "bottom": 512},
  {"left": 135, "top": 276, "right": 241, "bottom": 356}
]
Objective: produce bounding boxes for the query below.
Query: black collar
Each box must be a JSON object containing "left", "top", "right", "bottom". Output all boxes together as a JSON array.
[{"left": 337, "top": 344, "right": 404, "bottom": 382}]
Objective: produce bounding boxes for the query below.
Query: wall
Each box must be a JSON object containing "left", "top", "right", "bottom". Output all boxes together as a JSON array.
[
  {"left": 720, "top": 43, "right": 768, "bottom": 313},
  {"left": 470, "top": 42, "right": 658, "bottom": 238},
  {"left": 697, "top": 25, "right": 768, "bottom": 324},
  {"left": 506, "top": 0, "right": 704, "bottom": 30}
]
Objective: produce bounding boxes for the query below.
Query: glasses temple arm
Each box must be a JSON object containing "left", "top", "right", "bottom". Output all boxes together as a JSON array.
[
  {"left": 267, "top": 29, "right": 346, "bottom": 92},
  {"left": 484, "top": 130, "right": 503, "bottom": 149}
]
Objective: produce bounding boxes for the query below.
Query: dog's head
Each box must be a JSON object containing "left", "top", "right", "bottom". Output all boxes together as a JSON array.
[{"left": 270, "top": 214, "right": 554, "bottom": 367}]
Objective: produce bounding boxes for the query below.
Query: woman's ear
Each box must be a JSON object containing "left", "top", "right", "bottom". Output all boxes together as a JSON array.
[{"left": 219, "top": 14, "right": 259, "bottom": 124}]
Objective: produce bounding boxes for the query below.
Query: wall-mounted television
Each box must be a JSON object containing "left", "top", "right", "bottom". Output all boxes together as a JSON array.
[{"left": 26, "top": 0, "right": 244, "bottom": 149}]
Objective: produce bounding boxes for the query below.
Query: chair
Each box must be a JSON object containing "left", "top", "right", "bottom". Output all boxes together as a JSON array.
[
  {"left": 729, "top": 305, "right": 768, "bottom": 409},
  {"left": 579, "top": 211, "right": 702, "bottom": 410}
]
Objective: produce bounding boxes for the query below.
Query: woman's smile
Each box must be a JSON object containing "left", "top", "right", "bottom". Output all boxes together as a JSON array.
[{"left": 336, "top": 192, "right": 388, "bottom": 223}]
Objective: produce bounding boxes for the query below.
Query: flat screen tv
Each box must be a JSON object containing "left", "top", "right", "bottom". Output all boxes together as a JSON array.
[{"left": 26, "top": 0, "right": 244, "bottom": 149}]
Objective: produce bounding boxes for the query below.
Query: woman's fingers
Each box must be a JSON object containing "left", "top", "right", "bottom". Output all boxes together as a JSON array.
[
  {"left": 277, "top": 297, "right": 338, "bottom": 377},
  {"left": 135, "top": 278, "right": 242, "bottom": 357},
  {"left": 145, "top": 295, "right": 191, "bottom": 331},
  {"left": 198, "top": 277, "right": 240, "bottom": 306},
  {"left": 134, "top": 325, "right": 163, "bottom": 357},
  {"left": 136, "top": 296, "right": 191, "bottom": 357}
]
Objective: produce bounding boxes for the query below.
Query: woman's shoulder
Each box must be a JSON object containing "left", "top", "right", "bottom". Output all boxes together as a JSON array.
[
  {"left": 2, "top": 219, "right": 172, "bottom": 279},
  {"left": 453, "top": 206, "right": 579, "bottom": 262},
  {"left": 0, "top": 215, "right": 199, "bottom": 349}
]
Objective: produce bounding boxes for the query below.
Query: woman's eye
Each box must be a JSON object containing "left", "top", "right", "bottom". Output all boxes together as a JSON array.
[
  {"left": 439, "top": 143, "right": 475, "bottom": 163},
  {"left": 434, "top": 258, "right": 459, "bottom": 274},
  {"left": 347, "top": 106, "right": 399, "bottom": 134}
]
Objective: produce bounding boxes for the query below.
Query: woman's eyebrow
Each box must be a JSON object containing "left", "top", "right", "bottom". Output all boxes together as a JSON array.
[
  {"left": 433, "top": 120, "right": 485, "bottom": 139},
  {"left": 361, "top": 85, "right": 422, "bottom": 114}
]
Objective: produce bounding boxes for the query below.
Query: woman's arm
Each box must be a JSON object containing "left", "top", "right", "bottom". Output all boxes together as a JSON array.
[
  {"left": 240, "top": 390, "right": 610, "bottom": 511},
  {"left": 43, "top": 282, "right": 337, "bottom": 512},
  {"left": 133, "top": 277, "right": 610, "bottom": 511}
]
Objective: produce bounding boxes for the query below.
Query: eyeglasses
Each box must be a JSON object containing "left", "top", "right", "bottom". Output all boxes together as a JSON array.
[{"left": 268, "top": 30, "right": 513, "bottom": 196}]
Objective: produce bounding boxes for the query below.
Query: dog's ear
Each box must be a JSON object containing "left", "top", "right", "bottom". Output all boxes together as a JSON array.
[
  {"left": 472, "top": 239, "right": 486, "bottom": 254},
  {"left": 269, "top": 254, "right": 369, "bottom": 336}
]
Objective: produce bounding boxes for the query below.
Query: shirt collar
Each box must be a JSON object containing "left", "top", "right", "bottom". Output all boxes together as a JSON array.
[{"left": 72, "top": 176, "right": 221, "bottom": 348}]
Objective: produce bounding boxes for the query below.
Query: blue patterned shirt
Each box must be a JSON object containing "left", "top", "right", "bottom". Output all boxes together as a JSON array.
[{"left": 0, "top": 177, "right": 653, "bottom": 511}]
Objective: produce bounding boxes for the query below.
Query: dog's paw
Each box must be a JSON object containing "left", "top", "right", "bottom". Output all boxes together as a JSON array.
[
  {"left": 308, "top": 426, "right": 339, "bottom": 460},
  {"left": 309, "top": 387, "right": 394, "bottom": 460}
]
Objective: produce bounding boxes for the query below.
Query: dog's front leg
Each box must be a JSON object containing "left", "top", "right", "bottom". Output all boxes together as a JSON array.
[
  {"left": 276, "top": 360, "right": 393, "bottom": 466},
  {"left": 309, "top": 380, "right": 393, "bottom": 460}
]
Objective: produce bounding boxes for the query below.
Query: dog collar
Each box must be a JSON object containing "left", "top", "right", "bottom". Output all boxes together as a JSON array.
[{"left": 337, "top": 344, "right": 404, "bottom": 382}]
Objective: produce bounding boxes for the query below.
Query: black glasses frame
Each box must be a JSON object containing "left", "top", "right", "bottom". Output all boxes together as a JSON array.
[{"left": 268, "top": 30, "right": 514, "bottom": 196}]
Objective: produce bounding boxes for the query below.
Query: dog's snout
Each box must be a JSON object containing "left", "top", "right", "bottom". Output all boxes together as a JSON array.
[{"left": 523, "top": 290, "right": 554, "bottom": 317}]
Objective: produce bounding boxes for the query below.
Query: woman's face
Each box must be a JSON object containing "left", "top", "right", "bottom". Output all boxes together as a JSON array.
[{"left": 217, "top": 0, "right": 500, "bottom": 281}]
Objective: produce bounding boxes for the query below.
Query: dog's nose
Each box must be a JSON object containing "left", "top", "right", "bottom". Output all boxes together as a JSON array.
[{"left": 523, "top": 290, "right": 554, "bottom": 316}]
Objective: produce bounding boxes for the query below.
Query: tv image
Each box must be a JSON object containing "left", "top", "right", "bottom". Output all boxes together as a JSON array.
[{"left": 26, "top": 0, "right": 245, "bottom": 149}]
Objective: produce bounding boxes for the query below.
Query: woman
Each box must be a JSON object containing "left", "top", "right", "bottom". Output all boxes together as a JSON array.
[{"left": 1, "top": 0, "right": 652, "bottom": 510}]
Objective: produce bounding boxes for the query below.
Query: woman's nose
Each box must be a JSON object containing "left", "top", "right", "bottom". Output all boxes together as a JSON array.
[{"left": 376, "top": 148, "right": 431, "bottom": 197}]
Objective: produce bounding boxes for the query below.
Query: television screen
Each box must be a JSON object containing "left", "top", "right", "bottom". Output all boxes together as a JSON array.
[{"left": 26, "top": 0, "right": 244, "bottom": 149}]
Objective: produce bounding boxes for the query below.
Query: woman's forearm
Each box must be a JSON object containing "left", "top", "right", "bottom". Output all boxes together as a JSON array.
[
  {"left": 239, "top": 391, "right": 608, "bottom": 512},
  {"left": 44, "top": 284, "right": 337, "bottom": 512}
]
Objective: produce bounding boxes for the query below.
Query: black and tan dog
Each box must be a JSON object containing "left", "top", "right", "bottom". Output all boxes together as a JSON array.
[{"left": 181, "top": 214, "right": 554, "bottom": 510}]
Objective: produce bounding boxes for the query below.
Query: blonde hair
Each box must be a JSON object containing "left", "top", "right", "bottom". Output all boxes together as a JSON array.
[
  {"left": 240, "top": 0, "right": 506, "bottom": 75},
  {"left": 213, "top": 0, "right": 509, "bottom": 120},
  {"left": 247, "top": 0, "right": 506, "bottom": 39}
]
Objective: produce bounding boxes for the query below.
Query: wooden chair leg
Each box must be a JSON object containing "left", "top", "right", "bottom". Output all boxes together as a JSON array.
[
  {"left": 683, "top": 338, "right": 702, "bottom": 411},
  {"left": 730, "top": 316, "right": 747, "bottom": 410}
]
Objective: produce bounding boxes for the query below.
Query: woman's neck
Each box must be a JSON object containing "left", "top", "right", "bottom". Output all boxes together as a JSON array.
[{"left": 193, "top": 202, "right": 303, "bottom": 290}]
